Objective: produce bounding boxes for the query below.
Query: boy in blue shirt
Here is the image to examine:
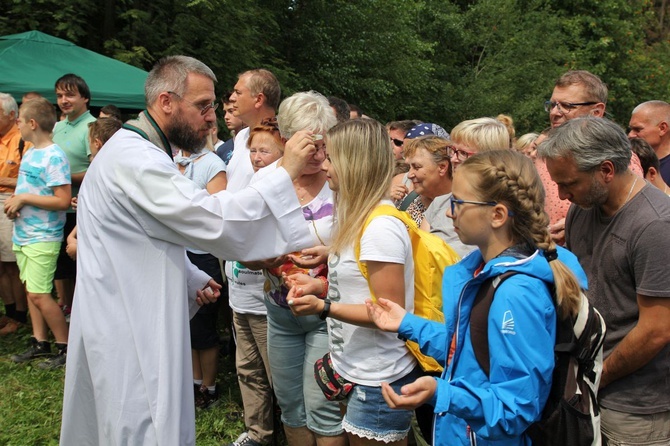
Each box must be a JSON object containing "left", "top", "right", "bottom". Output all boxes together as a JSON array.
[{"left": 4, "top": 97, "right": 72, "bottom": 369}]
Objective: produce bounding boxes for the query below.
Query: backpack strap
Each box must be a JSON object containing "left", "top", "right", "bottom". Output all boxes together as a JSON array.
[
  {"left": 470, "top": 271, "right": 520, "bottom": 376},
  {"left": 354, "top": 204, "right": 415, "bottom": 302}
]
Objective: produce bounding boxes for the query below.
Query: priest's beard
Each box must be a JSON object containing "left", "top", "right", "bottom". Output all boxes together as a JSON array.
[{"left": 166, "top": 114, "right": 210, "bottom": 153}]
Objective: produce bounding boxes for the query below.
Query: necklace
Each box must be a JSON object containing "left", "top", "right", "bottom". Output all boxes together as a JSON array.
[
  {"left": 294, "top": 175, "right": 322, "bottom": 202},
  {"left": 624, "top": 175, "right": 638, "bottom": 205}
]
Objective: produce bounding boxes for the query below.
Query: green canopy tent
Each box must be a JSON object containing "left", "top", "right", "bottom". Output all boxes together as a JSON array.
[{"left": 0, "top": 30, "right": 147, "bottom": 110}]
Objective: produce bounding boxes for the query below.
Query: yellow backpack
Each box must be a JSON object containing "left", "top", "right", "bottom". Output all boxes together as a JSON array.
[{"left": 355, "top": 204, "right": 461, "bottom": 372}]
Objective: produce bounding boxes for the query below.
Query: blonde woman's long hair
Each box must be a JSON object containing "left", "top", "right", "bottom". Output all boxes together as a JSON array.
[
  {"left": 327, "top": 119, "right": 395, "bottom": 254},
  {"left": 460, "top": 150, "right": 582, "bottom": 318}
]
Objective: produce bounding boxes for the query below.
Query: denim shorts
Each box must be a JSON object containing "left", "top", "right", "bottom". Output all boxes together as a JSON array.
[{"left": 342, "top": 366, "right": 422, "bottom": 442}]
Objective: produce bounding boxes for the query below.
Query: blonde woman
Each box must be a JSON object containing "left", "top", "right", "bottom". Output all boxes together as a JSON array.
[
  {"left": 289, "top": 119, "right": 420, "bottom": 446},
  {"left": 448, "top": 117, "right": 510, "bottom": 171}
]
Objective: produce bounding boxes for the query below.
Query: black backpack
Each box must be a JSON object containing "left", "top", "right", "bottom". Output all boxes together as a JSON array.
[{"left": 469, "top": 271, "right": 606, "bottom": 446}]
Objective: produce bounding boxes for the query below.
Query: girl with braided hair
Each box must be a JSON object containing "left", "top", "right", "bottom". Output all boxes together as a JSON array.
[{"left": 367, "top": 150, "right": 589, "bottom": 445}]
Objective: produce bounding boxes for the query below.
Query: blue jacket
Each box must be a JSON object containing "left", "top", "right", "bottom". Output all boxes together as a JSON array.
[{"left": 398, "top": 246, "right": 588, "bottom": 446}]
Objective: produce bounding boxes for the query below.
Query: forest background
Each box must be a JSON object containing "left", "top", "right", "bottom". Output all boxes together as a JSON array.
[
  {"left": 0, "top": 1, "right": 668, "bottom": 444},
  {"left": 1, "top": 0, "right": 669, "bottom": 134}
]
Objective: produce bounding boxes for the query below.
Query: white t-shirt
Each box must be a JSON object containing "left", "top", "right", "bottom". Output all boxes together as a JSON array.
[
  {"left": 225, "top": 127, "right": 254, "bottom": 193},
  {"left": 328, "top": 205, "right": 417, "bottom": 386},
  {"left": 225, "top": 261, "right": 267, "bottom": 315},
  {"left": 225, "top": 126, "right": 266, "bottom": 314}
]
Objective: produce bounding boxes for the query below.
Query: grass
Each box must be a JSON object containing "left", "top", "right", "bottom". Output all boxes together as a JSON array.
[{"left": 0, "top": 304, "right": 258, "bottom": 446}]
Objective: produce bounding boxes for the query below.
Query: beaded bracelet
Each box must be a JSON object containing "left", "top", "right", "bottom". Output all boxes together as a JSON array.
[{"left": 317, "top": 276, "right": 329, "bottom": 298}]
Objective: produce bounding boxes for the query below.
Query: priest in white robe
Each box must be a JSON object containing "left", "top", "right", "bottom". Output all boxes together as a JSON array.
[{"left": 60, "top": 56, "right": 317, "bottom": 446}]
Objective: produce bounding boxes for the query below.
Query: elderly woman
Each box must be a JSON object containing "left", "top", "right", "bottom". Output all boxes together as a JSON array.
[
  {"left": 225, "top": 121, "right": 286, "bottom": 446},
  {"left": 246, "top": 91, "right": 345, "bottom": 446},
  {"left": 448, "top": 117, "right": 510, "bottom": 171},
  {"left": 392, "top": 123, "right": 450, "bottom": 216},
  {"left": 403, "top": 135, "right": 471, "bottom": 265},
  {"left": 248, "top": 122, "right": 284, "bottom": 172}
]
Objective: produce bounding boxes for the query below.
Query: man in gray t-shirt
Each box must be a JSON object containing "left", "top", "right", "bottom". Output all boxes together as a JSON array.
[{"left": 539, "top": 117, "right": 670, "bottom": 446}]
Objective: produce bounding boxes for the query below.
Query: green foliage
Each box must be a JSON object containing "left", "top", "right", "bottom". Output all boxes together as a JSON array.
[
  {"left": 551, "top": 0, "right": 653, "bottom": 123},
  {"left": 0, "top": 0, "right": 669, "bottom": 133},
  {"left": 277, "top": 0, "right": 434, "bottom": 120},
  {"left": 418, "top": 0, "right": 571, "bottom": 132}
]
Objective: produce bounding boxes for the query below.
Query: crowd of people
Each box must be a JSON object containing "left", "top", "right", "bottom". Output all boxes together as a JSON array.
[{"left": 0, "top": 57, "right": 668, "bottom": 446}]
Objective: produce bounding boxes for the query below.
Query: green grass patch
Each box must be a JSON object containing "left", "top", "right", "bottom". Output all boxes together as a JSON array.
[{"left": 0, "top": 305, "right": 264, "bottom": 446}]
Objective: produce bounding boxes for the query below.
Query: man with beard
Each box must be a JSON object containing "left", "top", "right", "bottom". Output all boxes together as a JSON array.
[
  {"left": 60, "top": 56, "right": 317, "bottom": 446},
  {"left": 538, "top": 117, "right": 670, "bottom": 446}
]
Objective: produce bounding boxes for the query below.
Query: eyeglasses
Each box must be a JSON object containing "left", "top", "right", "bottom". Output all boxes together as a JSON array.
[
  {"left": 167, "top": 91, "right": 219, "bottom": 115},
  {"left": 391, "top": 138, "right": 404, "bottom": 147},
  {"left": 446, "top": 145, "right": 475, "bottom": 161},
  {"left": 544, "top": 100, "right": 598, "bottom": 114},
  {"left": 449, "top": 197, "right": 515, "bottom": 216}
]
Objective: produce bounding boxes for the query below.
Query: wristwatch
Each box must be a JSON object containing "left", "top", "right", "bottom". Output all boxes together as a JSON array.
[{"left": 319, "top": 298, "right": 332, "bottom": 320}]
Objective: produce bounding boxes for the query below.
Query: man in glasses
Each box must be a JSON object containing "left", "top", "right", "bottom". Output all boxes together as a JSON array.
[
  {"left": 59, "top": 56, "right": 316, "bottom": 446},
  {"left": 538, "top": 70, "right": 642, "bottom": 245},
  {"left": 226, "top": 69, "right": 281, "bottom": 193},
  {"left": 546, "top": 70, "right": 607, "bottom": 129}
]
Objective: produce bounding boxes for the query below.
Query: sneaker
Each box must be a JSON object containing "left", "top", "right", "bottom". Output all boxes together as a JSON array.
[
  {"left": 227, "top": 432, "right": 262, "bottom": 446},
  {"left": 11, "top": 337, "right": 51, "bottom": 363},
  {"left": 37, "top": 343, "right": 67, "bottom": 369},
  {"left": 0, "top": 318, "right": 22, "bottom": 335},
  {"left": 37, "top": 351, "right": 67, "bottom": 369},
  {"left": 195, "top": 384, "right": 220, "bottom": 410}
]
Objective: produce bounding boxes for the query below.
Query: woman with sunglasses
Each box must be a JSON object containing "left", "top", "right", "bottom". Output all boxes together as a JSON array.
[{"left": 367, "top": 150, "right": 588, "bottom": 446}]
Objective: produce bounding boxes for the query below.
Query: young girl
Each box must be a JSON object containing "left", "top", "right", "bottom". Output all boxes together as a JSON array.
[
  {"left": 288, "top": 119, "right": 420, "bottom": 446},
  {"left": 366, "top": 150, "right": 589, "bottom": 446}
]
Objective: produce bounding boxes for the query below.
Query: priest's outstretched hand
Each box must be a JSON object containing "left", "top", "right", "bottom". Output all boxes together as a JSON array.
[{"left": 282, "top": 130, "right": 317, "bottom": 180}]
